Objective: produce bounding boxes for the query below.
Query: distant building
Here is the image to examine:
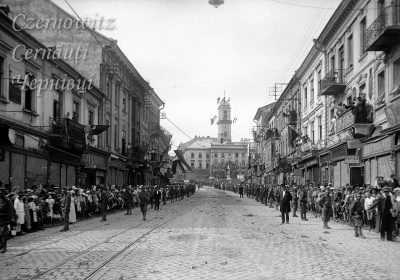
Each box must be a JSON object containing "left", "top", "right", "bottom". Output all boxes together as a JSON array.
[{"left": 179, "top": 98, "right": 254, "bottom": 181}]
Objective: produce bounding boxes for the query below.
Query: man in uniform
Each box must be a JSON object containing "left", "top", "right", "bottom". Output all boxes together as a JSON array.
[
  {"left": 60, "top": 188, "right": 71, "bottom": 231},
  {"left": 239, "top": 184, "right": 244, "bottom": 198},
  {"left": 300, "top": 186, "right": 308, "bottom": 221},
  {"left": 319, "top": 187, "right": 333, "bottom": 229}
]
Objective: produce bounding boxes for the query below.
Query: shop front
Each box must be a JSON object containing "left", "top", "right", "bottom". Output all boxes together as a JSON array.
[
  {"left": 78, "top": 147, "right": 109, "bottom": 187},
  {"left": 109, "top": 155, "right": 127, "bottom": 186},
  {"left": 362, "top": 135, "right": 394, "bottom": 184}
]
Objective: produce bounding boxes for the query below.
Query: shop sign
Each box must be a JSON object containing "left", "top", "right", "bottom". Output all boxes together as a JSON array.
[
  {"left": 344, "top": 155, "right": 360, "bottom": 164},
  {"left": 363, "top": 136, "right": 393, "bottom": 158},
  {"left": 301, "top": 142, "right": 312, "bottom": 152},
  {"left": 305, "top": 158, "right": 318, "bottom": 167}
]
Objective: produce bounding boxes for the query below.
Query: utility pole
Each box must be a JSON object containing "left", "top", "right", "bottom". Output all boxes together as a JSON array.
[{"left": 269, "top": 83, "right": 289, "bottom": 101}]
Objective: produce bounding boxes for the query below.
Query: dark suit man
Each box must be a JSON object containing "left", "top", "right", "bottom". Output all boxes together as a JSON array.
[
  {"left": 154, "top": 187, "right": 162, "bottom": 211},
  {"left": 100, "top": 187, "right": 108, "bottom": 222},
  {"left": 239, "top": 185, "right": 244, "bottom": 198},
  {"left": 60, "top": 189, "right": 71, "bottom": 232},
  {"left": 279, "top": 185, "right": 292, "bottom": 224},
  {"left": 369, "top": 186, "right": 393, "bottom": 241}
]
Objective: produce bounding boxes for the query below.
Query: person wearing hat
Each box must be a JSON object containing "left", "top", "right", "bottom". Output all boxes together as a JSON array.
[
  {"left": 138, "top": 186, "right": 149, "bottom": 221},
  {"left": 0, "top": 188, "right": 13, "bottom": 253},
  {"left": 369, "top": 186, "right": 394, "bottom": 241},
  {"left": 319, "top": 187, "right": 333, "bottom": 229},
  {"left": 278, "top": 185, "right": 292, "bottom": 224},
  {"left": 351, "top": 192, "right": 366, "bottom": 238},
  {"left": 100, "top": 186, "right": 108, "bottom": 222},
  {"left": 299, "top": 186, "right": 308, "bottom": 221},
  {"left": 60, "top": 188, "right": 71, "bottom": 232}
]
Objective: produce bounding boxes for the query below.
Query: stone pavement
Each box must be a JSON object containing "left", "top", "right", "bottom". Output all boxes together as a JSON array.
[{"left": 0, "top": 187, "right": 399, "bottom": 280}]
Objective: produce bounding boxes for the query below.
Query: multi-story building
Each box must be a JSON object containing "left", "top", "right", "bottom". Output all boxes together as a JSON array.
[
  {"left": 2, "top": 1, "right": 169, "bottom": 187},
  {"left": 259, "top": 0, "right": 400, "bottom": 187},
  {"left": 178, "top": 98, "right": 253, "bottom": 181},
  {"left": 0, "top": 8, "right": 109, "bottom": 191}
]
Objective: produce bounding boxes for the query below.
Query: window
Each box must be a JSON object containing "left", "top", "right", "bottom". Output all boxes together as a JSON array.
[
  {"left": 88, "top": 110, "right": 94, "bottom": 126},
  {"left": 330, "top": 55, "right": 335, "bottom": 71},
  {"left": 214, "top": 153, "right": 218, "bottom": 157},
  {"left": 72, "top": 101, "right": 80, "bottom": 122},
  {"left": 304, "top": 87, "right": 308, "bottom": 107},
  {"left": 360, "top": 18, "right": 367, "bottom": 55},
  {"left": 9, "top": 68, "right": 22, "bottom": 104},
  {"left": 318, "top": 116, "right": 322, "bottom": 140},
  {"left": 199, "top": 153, "right": 202, "bottom": 158},
  {"left": 223, "top": 131, "right": 227, "bottom": 137},
  {"left": 311, "top": 121, "right": 315, "bottom": 143},
  {"left": 392, "top": 58, "right": 400, "bottom": 96},
  {"left": 199, "top": 162, "right": 202, "bottom": 169},
  {"left": 191, "top": 161, "right": 195, "bottom": 168},
  {"left": 123, "top": 91, "right": 126, "bottom": 111},
  {"left": 221, "top": 153, "right": 225, "bottom": 158},
  {"left": 122, "top": 130, "right": 126, "bottom": 155},
  {"left": 329, "top": 108, "right": 335, "bottom": 133},
  {"left": 377, "top": 71, "right": 385, "bottom": 105},
  {"left": 15, "top": 134, "right": 24, "bottom": 148},
  {"left": 310, "top": 79, "right": 314, "bottom": 103},
  {"left": 317, "top": 70, "right": 322, "bottom": 92},
  {"left": 378, "top": 0, "right": 385, "bottom": 14},
  {"left": 106, "top": 120, "right": 110, "bottom": 147},
  {"left": 0, "top": 57, "right": 3, "bottom": 99},
  {"left": 206, "top": 163, "right": 210, "bottom": 169},
  {"left": 114, "top": 83, "right": 119, "bottom": 107},
  {"left": 24, "top": 72, "right": 35, "bottom": 111},
  {"left": 347, "top": 35, "right": 353, "bottom": 68},
  {"left": 242, "top": 153, "right": 245, "bottom": 157},
  {"left": 206, "top": 153, "right": 210, "bottom": 159},
  {"left": 106, "top": 76, "right": 110, "bottom": 98},
  {"left": 235, "top": 153, "right": 239, "bottom": 158},
  {"left": 191, "top": 152, "right": 195, "bottom": 158},
  {"left": 114, "top": 124, "right": 118, "bottom": 150},
  {"left": 53, "top": 91, "right": 62, "bottom": 120},
  {"left": 303, "top": 126, "right": 307, "bottom": 137}
]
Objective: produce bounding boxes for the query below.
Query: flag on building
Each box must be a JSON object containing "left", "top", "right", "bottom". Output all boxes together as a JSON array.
[{"left": 288, "top": 126, "right": 300, "bottom": 148}]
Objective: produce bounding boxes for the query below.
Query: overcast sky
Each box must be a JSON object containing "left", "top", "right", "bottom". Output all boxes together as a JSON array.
[{"left": 53, "top": 0, "right": 341, "bottom": 149}]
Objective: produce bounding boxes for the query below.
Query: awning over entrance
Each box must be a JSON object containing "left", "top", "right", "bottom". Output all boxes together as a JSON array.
[{"left": 174, "top": 150, "right": 192, "bottom": 171}]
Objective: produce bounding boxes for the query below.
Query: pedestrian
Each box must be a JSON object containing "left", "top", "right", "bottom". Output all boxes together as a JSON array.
[
  {"left": 124, "top": 186, "right": 133, "bottom": 215},
  {"left": 319, "top": 187, "right": 333, "bottom": 229},
  {"left": 14, "top": 192, "right": 25, "bottom": 236},
  {"left": 60, "top": 188, "right": 71, "bottom": 232},
  {"left": 364, "top": 190, "right": 375, "bottom": 230},
  {"left": 279, "top": 185, "right": 292, "bottom": 225},
  {"left": 0, "top": 188, "right": 13, "bottom": 253},
  {"left": 293, "top": 187, "right": 299, "bottom": 218},
  {"left": 351, "top": 192, "right": 366, "bottom": 238},
  {"left": 369, "top": 186, "right": 394, "bottom": 241},
  {"left": 300, "top": 186, "right": 308, "bottom": 221},
  {"left": 139, "top": 186, "right": 149, "bottom": 221},
  {"left": 154, "top": 186, "right": 161, "bottom": 211},
  {"left": 239, "top": 184, "right": 244, "bottom": 198},
  {"left": 162, "top": 187, "right": 166, "bottom": 205},
  {"left": 100, "top": 186, "right": 108, "bottom": 222}
]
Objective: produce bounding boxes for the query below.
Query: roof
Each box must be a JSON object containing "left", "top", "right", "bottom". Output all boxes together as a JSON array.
[{"left": 253, "top": 102, "right": 276, "bottom": 121}]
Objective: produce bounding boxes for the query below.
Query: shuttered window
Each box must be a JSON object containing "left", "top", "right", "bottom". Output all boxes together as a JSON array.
[
  {"left": 61, "top": 164, "right": 67, "bottom": 188},
  {"left": 26, "top": 157, "right": 47, "bottom": 188},
  {"left": 0, "top": 151, "right": 9, "bottom": 184},
  {"left": 370, "top": 159, "right": 377, "bottom": 186},
  {"left": 67, "top": 165, "right": 76, "bottom": 186},
  {"left": 12, "top": 153, "right": 25, "bottom": 189},
  {"left": 365, "top": 160, "right": 371, "bottom": 185},
  {"left": 340, "top": 161, "right": 349, "bottom": 186},
  {"left": 50, "top": 162, "right": 60, "bottom": 187},
  {"left": 378, "top": 156, "right": 392, "bottom": 181}
]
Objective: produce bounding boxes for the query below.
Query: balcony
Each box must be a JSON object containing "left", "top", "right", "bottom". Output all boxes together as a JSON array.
[
  {"left": 319, "top": 69, "right": 346, "bottom": 96},
  {"left": 50, "top": 118, "right": 86, "bottom": 152},
  {"left": 336, "top": 109, "right": 373, "bottom": 138},
  {"left": 366, "top": 5, "right": 400, "bottom": 52}
]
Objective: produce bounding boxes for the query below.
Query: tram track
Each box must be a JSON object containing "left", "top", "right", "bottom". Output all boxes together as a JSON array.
[{"left": 30, "top": 199, "right": 204, "bottom": 280}]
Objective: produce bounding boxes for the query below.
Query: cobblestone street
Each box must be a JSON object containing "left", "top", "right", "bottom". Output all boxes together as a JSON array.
[{"left": 0, "top": 187, "right": 399, "bottom": 280}]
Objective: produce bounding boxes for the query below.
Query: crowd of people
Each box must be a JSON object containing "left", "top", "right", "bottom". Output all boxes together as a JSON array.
[
  {"left": 219, "top": 175, "right": 400, "bottom": 242},
  {"left": 0, "top": 182, "right": 196, "bottom": 253}
]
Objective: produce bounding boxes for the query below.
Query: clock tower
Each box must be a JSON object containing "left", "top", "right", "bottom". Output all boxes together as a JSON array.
[{"left": 217, "top": 98, "right": 232, "bottom": 142}]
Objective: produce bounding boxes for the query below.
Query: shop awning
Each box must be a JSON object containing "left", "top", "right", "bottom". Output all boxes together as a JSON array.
[
  {"left": 90, "top": 125, "right": 110, "bottom": 136},
  {"left": 174, "top": 150, "right": 192, "bottom": 171}
]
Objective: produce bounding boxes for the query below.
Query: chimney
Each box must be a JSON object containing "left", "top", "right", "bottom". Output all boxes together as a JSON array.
[{"left": 0, "top": 5, "right": 10, "bottom": 16}]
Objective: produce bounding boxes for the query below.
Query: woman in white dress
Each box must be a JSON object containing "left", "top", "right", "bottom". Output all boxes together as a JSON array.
[
  {"left": 14, "top": 192, "right": 25, "bottom": 235},
  {"left": 69, "top": 191, "right": 77, "bottom": 223},
  {"left": 45, "top": 195, "right": 55, "bottom": 220}
]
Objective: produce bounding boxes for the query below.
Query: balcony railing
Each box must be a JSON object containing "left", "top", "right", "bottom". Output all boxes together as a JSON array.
[
  {"left": 335, "top": 109, "right": 373, "bottom": 137},
  {"left": 319, "top": 69, "right": 346, "bottom": 96},
  {"left": 50, "top": 118, "right": 86, "bottom": 151},
  {"left": 366, "top": 5, "right": 400, "bottom": 52}
]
